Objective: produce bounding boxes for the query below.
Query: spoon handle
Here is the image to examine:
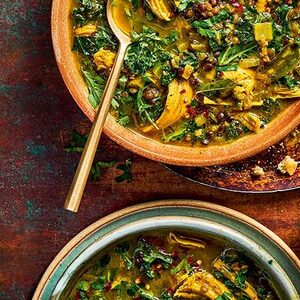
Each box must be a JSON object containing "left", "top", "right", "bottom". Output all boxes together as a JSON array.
[{"left": 64, "top": 43, "right": 129, "bottom": 212}]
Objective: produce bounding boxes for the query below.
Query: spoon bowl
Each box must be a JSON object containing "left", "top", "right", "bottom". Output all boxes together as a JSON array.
[{"left": 108, "top": 0, "right": 132, "bottom": 42}]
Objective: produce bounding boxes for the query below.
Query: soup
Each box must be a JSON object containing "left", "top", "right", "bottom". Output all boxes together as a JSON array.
[
  {"left": 71, "top": 0, "right": 300, "bottom": 146},
  {"left": 66, "top": 232, "right": 278, "bottom": 299}
]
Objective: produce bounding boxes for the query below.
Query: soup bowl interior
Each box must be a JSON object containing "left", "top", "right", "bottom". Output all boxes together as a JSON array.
[
  {"left": 33, "top": 201, "right": 300, "bottom": 299},
  {"left": 51, "top": 0, "right": 300, "bottom": 166}
]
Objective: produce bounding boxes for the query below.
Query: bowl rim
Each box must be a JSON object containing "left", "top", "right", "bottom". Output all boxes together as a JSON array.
[
  {"left": 51, "top": 0, "right": 300, "bottom": 166},
  {"left": 32, "top": 200, "right": 300, "bottom": 299}
]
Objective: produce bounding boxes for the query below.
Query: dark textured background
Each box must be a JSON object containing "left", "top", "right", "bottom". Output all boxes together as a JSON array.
[{"left": 0, "top": 1, "right": 299, "bottom": 299}]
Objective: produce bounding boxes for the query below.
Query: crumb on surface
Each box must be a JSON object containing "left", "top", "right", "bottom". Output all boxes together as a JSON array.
[
  {"left": 251, "top": 165, "right": 265, "bottom": 177},
  {"left": 277, "top": 156, "right": 298, "bottom": 176}
]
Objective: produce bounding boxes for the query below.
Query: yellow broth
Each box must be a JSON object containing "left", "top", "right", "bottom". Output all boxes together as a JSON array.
[{"left": 66, "top": 232, "right": 279, "bottom": 300}]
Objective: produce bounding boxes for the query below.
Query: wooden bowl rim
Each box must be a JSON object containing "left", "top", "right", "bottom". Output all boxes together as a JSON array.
[
  {"left": 51, "top": 0, "right": 300, "bottom": 166},
  {"left": 32, "top": 200, "right": 300, "bottom": 299}
]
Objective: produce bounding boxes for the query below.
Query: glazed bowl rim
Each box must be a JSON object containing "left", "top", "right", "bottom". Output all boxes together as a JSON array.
[{"left": 51, "top": 0, "right": 300, "bottom": 166}]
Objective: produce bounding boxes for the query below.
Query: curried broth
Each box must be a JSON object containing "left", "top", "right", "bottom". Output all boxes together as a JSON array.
[
  {"left": 71, "top": 0, "right": 300, "bottom": 146},
  {"left": 66, "top": 232, "right": 279, "bottom": 299}
]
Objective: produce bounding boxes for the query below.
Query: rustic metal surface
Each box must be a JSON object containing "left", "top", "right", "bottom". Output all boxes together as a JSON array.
[
  {"left": 167, "top": 127, "right": 300, "bottom": 192},
  {"left": 0, "top": 1, "right": 299, "bottom": 300}
]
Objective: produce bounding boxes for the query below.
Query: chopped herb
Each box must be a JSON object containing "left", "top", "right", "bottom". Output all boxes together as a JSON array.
[
  {"left": 226, "top": 120, "right": 244, "bottom": 140},
  {"left": 64, "top": 130, "right": 89, "bottom": 153},
  {"left": 161, "top": 65, "right": 176, "bottom": 86},
  {"left": 115, "top": 159, "right": 133, "bottom": 183},
  {"left": 77, "top": 280, "right": 90, "bottom": 292},
  {"left": 235, "top": 268, "right": 248, "bottom": 288},
  {"left": 91, "top": 275, "right": 106, "bottom": 291},
  {"left": 278, "top": 76, "right": 298, "bottom": 89},
  {"left": 90, "top": 160, "right": 116, "bottom": 181}
]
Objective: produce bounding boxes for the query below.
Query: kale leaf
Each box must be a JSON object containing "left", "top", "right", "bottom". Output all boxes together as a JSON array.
[
  {"left": 125, "top": 27, "right": 172, "bottom": 75},
  {"left": 114, "top": 243, "right": 134, "bottom": 269},
  {"left": 177, "top": 0, "right": 196, "bottom": 12},
  {"left": 179, "top": 51, "right": 199, "bottom": 68},
  {"left": 218, "top": 44, "right": 257, "bottom": 66},
  {"left": 81, "top": 59, "right": 106, "bottom": 108},
  {"left": 160, "top": 291, "right": 174, "bottom": 300},
  {"left": 73, "top": 25, "right": 118, "bottom": 56},
  {"left": 73, "top": 0, "right": 105, "bottom": 26},
  {"left": 215, "top": 292, "right": 235, "bottom": 300},
  {"left": 134, "top": 238, "right": 173, "bottom": 279},
  {"left": 162, "top": 123, "right": 187, "bottom": 142},
  {"left": 278, "top": 76, "right": 298, "bottom": 88}
]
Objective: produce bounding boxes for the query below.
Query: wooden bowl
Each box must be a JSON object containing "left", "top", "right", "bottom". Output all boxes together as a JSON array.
[{"left": 51, "top": 0, "right": 300, "bottom": 166}]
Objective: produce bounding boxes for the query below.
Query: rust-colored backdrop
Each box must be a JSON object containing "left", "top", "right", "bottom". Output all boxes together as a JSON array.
[{"left": 0, "top": 1, "right": 299, "bottom": 299}]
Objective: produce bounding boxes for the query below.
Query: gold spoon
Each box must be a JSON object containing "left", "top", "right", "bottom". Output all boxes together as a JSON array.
[{"left": 64, "top": 0, "right": 131, "bottom": 212}]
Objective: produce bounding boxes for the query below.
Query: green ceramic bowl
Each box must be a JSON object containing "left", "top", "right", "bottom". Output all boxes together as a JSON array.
[{"left": 33, "top": 201, "right": 300, "bottom": 299}]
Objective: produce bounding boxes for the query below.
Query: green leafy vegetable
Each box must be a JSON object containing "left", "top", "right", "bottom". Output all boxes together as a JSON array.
[
  {"left": 264, "top": 45, "right": 300, "bottom": 82},
  {"left": 162, "top": 124, "right": 187, "bottom": 142},
  {"left": 235, "top": 269, "right": 248, "bottom": 288},
  {"left": 81, "top": 59, "right": 106, "bottom": 108},
  {"left": 125, "top": 27, "right": 172, "bottom": 75},
  {"left": 115, "top": 159, "right": 133, "bottom": 183},
  {"left": 278, "top": 76, "right": 298, "bottom": 88},
  {"left": 215, "top": 291, "right": 235, "bottom": 300},
  {"left": 161, "top": 65, "right": 176, "bottom": 86},
  {"left": 275, "top": 4, "right": 292, "bottom": 32},
  {"left": 114, "top": 243, "right": 134, "bottom": 269},
  {"left": 90, "top": 160, "right": 116, "bottom": 181},
  {"left": 218, "top": 44, "right": 257, "bottom": 66},
  {"left": 64, "top": 130, "right": 89, "bottom": 153},
  {"left": 72, "top": 25, "right": 118, "bottom": 57},
  {"left": 134, "top": 238, "right": 173, "bottom": 279},
  {"left": 72, "top": 0, "right": 105, "bottom": 26},
  {"left": 91, "top": 276, "right": 106, "bottom": 291},
  {"left": 170, "top": 258, "right": 193, "bottom": 275},
  {"left": 177, "top": 0, "right": 196, "bottom": 12},
  {"left": 136, "top": 88, "right": 162, "bottom": 126},
  {"left": 179, "top": 51, "right": 199, "bottom": 68},
  {"left": 77, "top": 280, "right": 90, "bottom": 292},
  {"left": 225, "top": 120, "right": 244, "bottom": 140}
]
